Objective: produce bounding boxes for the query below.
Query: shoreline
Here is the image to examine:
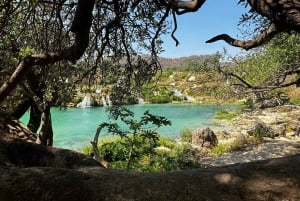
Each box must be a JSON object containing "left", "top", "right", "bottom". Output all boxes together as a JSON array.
[{"left": 194, "top": 104, "right": 300, "bottom": 167}]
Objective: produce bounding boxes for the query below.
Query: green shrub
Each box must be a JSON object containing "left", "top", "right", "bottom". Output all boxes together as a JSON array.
[
  {"left": 290, "top": 98, "right": 300, "bottom": 105},
  {"left": 211, "top": 144, "right": 231, "bottom": 156},
  {"left": 214, "top": 109, "right": 238, "bottom": 120},
  {"left": 211, "top": 135, "right": 248, "bottom": 156},
  {"left": 82, "top": 146, "right": 93, "bottom": 155},
  {"left": 158, "top": 137, "right": 176, "bottom": 149},
  {"left": 179, "top": 128, "right": 192, "bottom": 143},
  {"left": 99, "top": 138, "right": 128, "bottom": 162},
  {"left": 253, "top": 124, "right": 267, "bottom": 142},
  {"left": 244, "top": 98, "right": 254, "bottom": 109},
  {"left": 82, "top": 135, "right": 200, "bottom": 172},
  {"left": 149, "top": 94, "right": 172, "bottom": 103},
  {"left": 161, "top": 70, "right": 173, "bottom": 78},
  {"left": 84, "top": 107, "right": 204, "bottom": 172}
]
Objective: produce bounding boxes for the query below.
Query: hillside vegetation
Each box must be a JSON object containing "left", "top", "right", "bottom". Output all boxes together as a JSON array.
[
  {"left": 73, "top": 53, "right": 300, "bottom": 106},
  {"left": 73, "top": 54, "right": 241, "bottom": 106},
  {"left": 143, "top": 55, "right": 234, "bottom": 104}
]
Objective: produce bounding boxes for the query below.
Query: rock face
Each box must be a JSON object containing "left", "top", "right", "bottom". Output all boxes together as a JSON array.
[
  {"left": 253, "top": 95, "right": 290, "bottom": 109},
  {"left": 192, "top": 127, "right": 218, "bottom": 147}
]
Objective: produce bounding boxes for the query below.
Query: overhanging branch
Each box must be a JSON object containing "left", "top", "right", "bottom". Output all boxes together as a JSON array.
[{"left": 206, "top": 23, "right": 280, "bottom": 50}]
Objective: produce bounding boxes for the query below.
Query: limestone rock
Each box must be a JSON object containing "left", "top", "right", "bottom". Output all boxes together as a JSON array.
[{"left": 192, "top": 127, "right": 218, "bottom": 147}]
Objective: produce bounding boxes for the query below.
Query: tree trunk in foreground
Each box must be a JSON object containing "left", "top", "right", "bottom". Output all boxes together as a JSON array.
[{"left": 0, "top": 139, "right": 300, "bottom": 201}]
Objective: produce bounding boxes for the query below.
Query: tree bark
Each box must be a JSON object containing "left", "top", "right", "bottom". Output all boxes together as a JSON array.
[
  {"left": 9, "top": 99, "right": 32, "bottom": 119},
  {"left": 36, "top": 106, "right": 53, "bottom": 146},
  {"left": 0, "top": 146, "right": 299, "bottom": 201},
  {"left": 27, "top": 103, "right": 42, "bottom": 133}
]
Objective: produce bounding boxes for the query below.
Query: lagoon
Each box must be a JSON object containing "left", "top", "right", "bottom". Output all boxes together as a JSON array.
[{"left": 21, "top": 104, "right": 237, "bottom": 151}]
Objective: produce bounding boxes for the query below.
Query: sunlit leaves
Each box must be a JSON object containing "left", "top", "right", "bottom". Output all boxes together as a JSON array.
[{"left": 19, "top": 47, "right": 35, "bottom": 58}]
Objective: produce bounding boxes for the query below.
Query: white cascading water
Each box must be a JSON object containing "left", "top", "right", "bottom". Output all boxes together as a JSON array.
[{"left": 77, "top": 95, "right": 91, "bottom": 107}]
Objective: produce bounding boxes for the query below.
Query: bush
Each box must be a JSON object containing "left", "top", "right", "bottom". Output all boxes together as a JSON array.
[
  {"left": 161, "top": 70, "right": 173, "bottom": 78},
  {"left": 159, "top": 137, "right": 176, "bottom": 149},
  {"left": 244, "top": 98, "right": 254, "bottom": 109},
  {"left": 290, "top": 98, "right": 300, "bottom": 105},
  {"left": 211, "top": 134, "right": 248, "bottom": 156},
  {"left": 99, "top": 138, "right": 128, "bottom": 162},
  {"left": 211, "top": 144, "right": 231, "bottom": 156},
  {"left": 180, "top": 128, "right": 192, "bottom": 143},
  {"left": 214, "top": 109, "right": 238, "bottom": 120},
  {"left": 252, "top": 124, "right": 267, "bottom": 142},
  {"left": 82, "top": 136, "right": 201, "bottom": 172},
  {"left": 148, "top": 94, "right": 172, "bottom": 103}
]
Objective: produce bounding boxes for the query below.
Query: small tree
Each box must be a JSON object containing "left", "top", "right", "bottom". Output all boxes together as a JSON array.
[{"left": 91, "top": 107, "right": 171, "bottom": 170}]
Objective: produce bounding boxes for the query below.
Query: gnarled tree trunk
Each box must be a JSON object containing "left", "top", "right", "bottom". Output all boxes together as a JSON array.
[{"left": 0, "top": 141, "right": 299, "bottom": 201}]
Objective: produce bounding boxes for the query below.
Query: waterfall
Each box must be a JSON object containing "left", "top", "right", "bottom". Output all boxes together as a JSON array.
[
  {"left": 106, "top": 95, "right": 112, "bottom": 106},
  {"left": 77, "top": 95, "right": 91, "bottom": 107},
  {"left": 186, "top": 96, "right": 195, "bottom": 102},
  {"left": 102, "top": 95, "right": 112, "bottom": 107},
  {"left": 102, "top": 96, "right": 107, "bottom": 107},
  {"left": 137, "top": 98, "right": 144, "bottom": 104},
  {"left": 173, "top": 89, "right": 183, "bottom": 97}
]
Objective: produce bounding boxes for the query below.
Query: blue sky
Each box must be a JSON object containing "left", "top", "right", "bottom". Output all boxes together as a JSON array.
[{"left": 159, "top": 0, "right": 249, "bottom": 58}]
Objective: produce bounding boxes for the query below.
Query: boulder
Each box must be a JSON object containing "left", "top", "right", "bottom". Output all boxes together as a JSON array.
[
  {"left": 247, "top": 121, "right": 278, "bottom": 139},
  {"left": 192, "top": 127, "right": 218, "bottom": 147}
]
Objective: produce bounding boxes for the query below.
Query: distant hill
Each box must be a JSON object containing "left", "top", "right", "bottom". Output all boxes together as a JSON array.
[{"left": 158, "top": 55, "right": 215, "bottom": 69}]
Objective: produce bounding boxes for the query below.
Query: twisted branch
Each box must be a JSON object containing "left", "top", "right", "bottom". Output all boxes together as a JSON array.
[{"left": 206, "top": 23, "right": 280, "bottom": 50}]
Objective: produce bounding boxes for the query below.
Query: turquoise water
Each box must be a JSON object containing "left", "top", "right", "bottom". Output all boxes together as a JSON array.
[{"left": 20, "top": 104, "right": 237, "bottom": 150}]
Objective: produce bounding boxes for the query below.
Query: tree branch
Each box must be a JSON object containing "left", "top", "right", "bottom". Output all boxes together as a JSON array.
[
  {"left": 173, "top": 0, "right": 206, "bottom": 15},
  {"left": 171, "top": 11, "right": 180, "bottom": 46},
  {"left": 91, "top": 126, "right": 109, "bottom": 168},
  {"left": 206, "top": 23, "right": 280, "bottom": 50},
  {"left": 0, "top": 0, "right": 95, "bottom": 104}
]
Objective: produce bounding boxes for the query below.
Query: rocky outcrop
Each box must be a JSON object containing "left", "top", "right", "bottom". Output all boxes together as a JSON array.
[
  {"left": 192, "top": 127, "right": 218, "bottom": 147},
  {"left": 253, "top": 95, "right": 290, "bottom": 109},
  {"left": 221, "top": 105, "right": 300, "bottom": 140},
  {"left": 247, "top": 121, "right": 285, "bottom": 139}
]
